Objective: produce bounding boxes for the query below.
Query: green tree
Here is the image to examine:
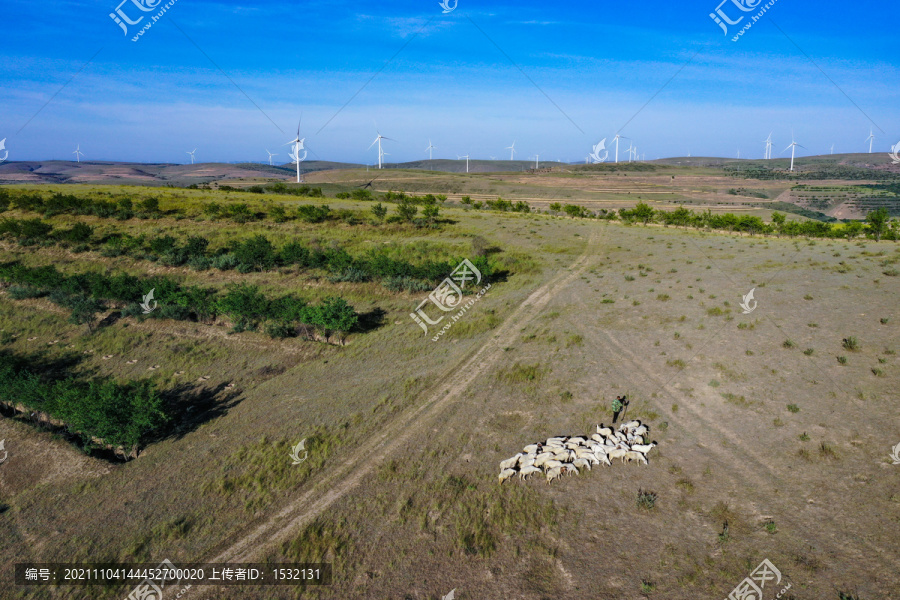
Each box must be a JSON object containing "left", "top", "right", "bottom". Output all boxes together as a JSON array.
[
  {"left": 397, "top": 199, "right": 418, "bottom": 222},
  {"left": 269, "top": 205, "right": 288, "bottom": 223},
  {"left": 422, "top": 204, "right": 440, "bottom": 224},
  {"left": 549, "top": 202, "right": 562, "bottom": 213},
  {"left": 771, "top": 212, "right": 786, "bottom": 231},
  {"left": 234, "top": 235, "right": 277, "bottom": 272},
  {"left": 371, "top": 203, "right": 387, "bottom": 222},
  {"left": 316, "top": 297, "right": 358, "bottom": 343},
  {"left": 866, "top": 207, "right": 889, "bottom": 241},
  {"left": 632, "top": 202, "right": 655, "bottom": 225},
  {"left": 68, "top": 296, "right": 105, "bottom": 333}
]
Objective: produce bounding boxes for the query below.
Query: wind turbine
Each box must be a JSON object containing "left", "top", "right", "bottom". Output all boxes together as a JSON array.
[
  {"left": 265, "top": 149, "right": 278, "bottom": 166},
  {"left": 368, "top": 129, "right": 393, "bottom": 169},
  {"left": 457, "top": 154, "right": 470, "bottom": 173},
  {"left": 533, "top": 154, "right": 539, "bottom": 169},
  {"left": 186, "top": 149, "right": 196, "bottom": 165},
  {"left": 426, "top": 140, "right": 436, "bottom": 161},
  {"left": 506, "top": 141, "right": 516, "bottom": 161},
  {"left": 284, "top": 120, "right": 307, "bottom": 183},
  {"left": 613, "top": 134, "right": 628, "bottom": 163},
  {"left": 830, "top": 143, "right": 835, "bottom": 155},
  {"left": 865, "top": 128, "right": 875, "bottom": 153},
  {"left": 784, "top": 131, "right": 805, "bottom": 172},
  {"left": 763, "top": 133, "right": 773, "bottom": 160},
  {"left": 625, "top": 142, "right": 635, "bottom": 162},
  {"left": 73, "top": 144, "right": 84, "bottom": 163}
]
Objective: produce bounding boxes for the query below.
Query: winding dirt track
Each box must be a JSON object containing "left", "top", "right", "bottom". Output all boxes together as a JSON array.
[{"left": 196, "top": 228, "right": 603, "bottom": 571}]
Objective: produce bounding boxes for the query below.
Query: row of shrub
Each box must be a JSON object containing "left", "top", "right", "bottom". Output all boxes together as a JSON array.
[
  {"left": 462, "top": 196, "right": 532, "bottom": 213},
  {"left": 0, "top": 189, "right": 163, "bottom": 220},
  {"left": 0, "top": 262, "right": 360, "bottom": 341},
  {"left": 541, "top": 201, "right": 899, "bottom": 241},
  {"left": 0, "top": 188, "right": 439, "bottom": 228},
  {"left": 726, "top": 164, "right": 900, "bottom": 182},
  {"left": 0, "top": 350, "right": 168, "bottom": 450},
  {"left": 0, "top": 220, "right": 488, "bottom": 290}
]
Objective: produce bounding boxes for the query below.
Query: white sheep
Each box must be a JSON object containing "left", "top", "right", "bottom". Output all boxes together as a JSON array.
[
  {"left": 596, "top": 424, "right": 613, "bottom": 437},
  {"left": 518, "top": 466, "right": 542, "bottom": 480},
  {"left": 620, "top": 420, "right": 642, "bottom": 430},
  {"left": 594, "top": 452, "right": 612, "bottom": 466},
  {"left": 623, "top": 451, "right": 648, "bottom": 465},
  {"left": 607, "top": 448, "right": 628, "bottom": 461},
  {"left": 544, "top": 459, "right": 564, "bottom": 470},
  {"left": 523, "top": 444, "right": 541, "bottom": 454},
  {"left": 630, "top": 442, "right": 657, "bottom": 455},
  {"left": 499, "top": 453, "right": 522, "bottom": 470},
  {"left": 545, "top": 466, "right": 563, "bottom": 484},
  {"left": 562, "top": 463, "right": 580, "bottom": 476},
  {"left": 573, "top": 457, "right": 592, "bottom": 471},
  {"left": 498, "top": 468, "right": 517, "bottom": 483},
  {"left": 533, "top": 452, "right": 554, "bottom": 468},
  {"left": 632, "top": 425, "right": 648, "bottom": 437}
]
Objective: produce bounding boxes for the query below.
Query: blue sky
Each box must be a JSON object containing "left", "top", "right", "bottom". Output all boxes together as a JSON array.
[{"left": 1, "top": 0, "right": 898, "bottom": 164}]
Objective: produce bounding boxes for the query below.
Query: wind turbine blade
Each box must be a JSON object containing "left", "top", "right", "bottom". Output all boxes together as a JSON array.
[
  {"left": 783, "top": 144, "right": 793, "bottom": 153},
  {"left": 367, "top": 138, "right": 380, "bottom": 150},
  {"left": 796, "top": 144, "right": 807, "bottom": 150}
]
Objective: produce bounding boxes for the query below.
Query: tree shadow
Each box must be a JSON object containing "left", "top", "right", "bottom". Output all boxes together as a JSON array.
[
  {"left": 149, "top": 382, "right": 243, "bottom": 445},
  {"left": 354, "top": 307, "right": 387, "bottom": 334}
]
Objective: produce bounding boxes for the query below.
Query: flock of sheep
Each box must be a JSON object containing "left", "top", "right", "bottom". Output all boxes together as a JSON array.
[{"left": 498, "top": 421, "right": 657, "bottom": 485}]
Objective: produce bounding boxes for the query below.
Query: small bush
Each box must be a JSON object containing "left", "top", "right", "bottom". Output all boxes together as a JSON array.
[
  {"left": 636, "top": 489, "right": 657, "bottom": 510},
  {"left": 787, "top": 404, "right": 800, "bottom": 413},
  {"left": 803, "top": 348, "right": 814, "bottom": 355},
  {"left": 783, "top": 339, "right": 795, "bottom": 349},
  {"left": 842, "top": 336, "right": 859, "bottom": 351},
  {"left": 837, "top": 356, "right": 848, "bottom": 365},
  {"left": 764, "top": 521, "right": 777, "bottom": 534},
  {"left": 799, "top": 432, "right": 810, "bottom": 441}
]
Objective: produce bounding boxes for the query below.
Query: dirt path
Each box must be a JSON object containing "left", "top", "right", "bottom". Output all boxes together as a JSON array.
[{"left": 194, "top": 227, "right": 603, "bottom": 571}]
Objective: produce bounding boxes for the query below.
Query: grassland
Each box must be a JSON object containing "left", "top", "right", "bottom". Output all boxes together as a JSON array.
[{"left": 0, "top": 167, "right": 898, "bottom": 600}]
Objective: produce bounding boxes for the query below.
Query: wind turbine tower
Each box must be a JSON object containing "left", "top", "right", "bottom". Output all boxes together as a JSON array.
[
  {"left": 506, "top": 141, "right": 516, "bottom": 161},
  {"left": 186, "top": 149, "right": 196, "bottom": 165},
  {"left": 266, "top": 149, "right": 278, "bottom": 166},
  {"left": 866, "top": 128, "right": 875, "bottom": 153},
  {"left": 764, "top": 133, "right": 773, "bottom": 160},
  {"left": 613, "top": 134, "right": 629, "bottom": 163},
  {"left": 426, "top": 140, "right": 436, "bottom": 161},
  {"left": 73, "top": 144, "right": 84, "bottom": 163},
  {"left": 784, "top": 131, "right": 805, "bottom": 172},
  {"left": 368, "top": 130, "right": 393, "bottom": 169},
  {"left": 457, "top": 154, "right": 470, "bottom": 173},
  {"left": 285, "top": 121, "right": 307, "bottom": 183}
]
